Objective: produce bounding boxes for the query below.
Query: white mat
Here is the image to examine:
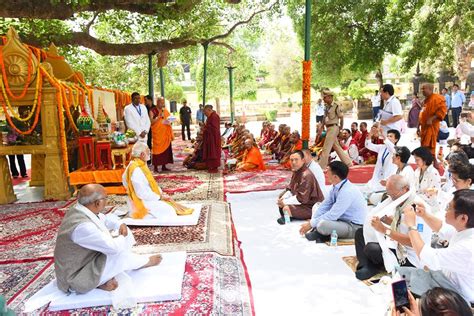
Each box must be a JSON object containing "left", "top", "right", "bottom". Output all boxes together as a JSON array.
[
  {"left": 227, "top": 190, "right": 389, "bottom": 316},
  {"left": 121, "top": 203, "right": 202, "bottom": 226},
  {"left": 24, "top": 251, "right": 187, "bottom": 312}
]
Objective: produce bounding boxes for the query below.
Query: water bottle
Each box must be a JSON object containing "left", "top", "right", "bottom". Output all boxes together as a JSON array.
[
  {"left": 283, "top": 210, "right": 291, "bottom": 224},
  {"left": 330, "top": 230, "right": 338, "bottom": 247}
]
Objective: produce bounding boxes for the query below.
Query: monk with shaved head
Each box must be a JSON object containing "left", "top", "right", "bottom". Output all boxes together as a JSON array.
[{"left": 419, "top": 83, "right": 447, "bottom": 159}]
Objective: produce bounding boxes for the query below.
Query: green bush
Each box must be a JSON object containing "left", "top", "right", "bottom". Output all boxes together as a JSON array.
[{"left": 265, "top": 110, "right": 278, "bottom": 121}]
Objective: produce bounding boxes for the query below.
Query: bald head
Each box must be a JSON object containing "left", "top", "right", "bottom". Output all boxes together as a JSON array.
[
  {"left": 421, "top": 83, "right": 434, "bottom": 98},
  {"left": 244, "top": 138, "right": 253, "bottom": 149},
  {"left": 78, "top": 184, "right": 106, "bottom": 207}
]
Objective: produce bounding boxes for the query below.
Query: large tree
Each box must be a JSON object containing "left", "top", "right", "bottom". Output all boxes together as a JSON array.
[
  {"left": 286, "top": 0, "right": 419, "bottom": 87},
  {"left": 0, "top": 0, "right": 277, "bottom": 56}
]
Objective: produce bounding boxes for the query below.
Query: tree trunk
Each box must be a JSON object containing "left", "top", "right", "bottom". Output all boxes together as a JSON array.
[
  {"left": 215, "top": 97, "right": 221, "bottom": 115},
  {"left": 375, "top": 68, "right": 383, "bottom": 88}
]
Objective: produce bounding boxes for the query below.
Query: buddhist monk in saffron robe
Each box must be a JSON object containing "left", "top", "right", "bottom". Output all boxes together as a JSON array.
[
  {"left": 281, "top": 131, "right": 303, "bottom": 169},
  {"left": 276, "top": 126, "right": 292, "bottom": 160},
  {"left": 202, "top": 105, "right": 221, "bottom": 173},
  {"left": 236, "top": 139, "right": 266, "bottom": 171},
  {"left": 419, "top": 83, "right": 448, "bottom": 157},
  {"left": 149, "top": 97, "right": 174, "bottom": 172},
  {"left": 268, "top": 124, "right": 286, "bottom": 154}
]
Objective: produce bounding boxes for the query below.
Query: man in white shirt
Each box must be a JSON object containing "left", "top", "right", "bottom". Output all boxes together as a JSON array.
[
  {"left": 399, "top": 189, "right": 474, "bottom": 305},
  {"left": 365, "top": 128, "right": 400, "bottom": 195},
  {"left": 303, "top": 149, "right": 328, "bottom": 198},
  {"left": 451, "top": 84, "right": 466, "bottom": 127},
  {"left": 355, "top": 175, "right": 432, "bottom": 280},
  {"left": 379, "top": 84, "right": 404, "bottom": 134},
  {"left": 371, "top": 89, "right": 382, "bottom": 122},
  {"left": 54, "top": 184, "right": 162, "bottom": 294},
  {"left": 124, "top": 92, "right": 151, "bottom": 142}
]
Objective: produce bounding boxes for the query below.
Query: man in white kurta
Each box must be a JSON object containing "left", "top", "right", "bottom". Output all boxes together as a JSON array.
[
  {"left": 54, "top": 184, "right": 161, "bottom": 293},
  {"left": 124, "top": 92, "right": 151, "bottom": 143},
  {"left": 365, "top": 128, "right": 399, "bottom": 194},
  {"left": 122, "top": 142, "right": 177, "bottom": 220},
  {"left": 303, "top": 149, "right": 328, "bottom": 198}
]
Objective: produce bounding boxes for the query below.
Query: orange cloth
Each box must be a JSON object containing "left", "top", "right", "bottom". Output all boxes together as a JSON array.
[
  {"left": 240, "top": 146, "right": 266, "bottom": 171},
  {"left": 419, "top": 93, "right": 447, "bottom": 156},
  {"left": 282, "top": 140, "right": 303, "bottom": 169},
  {"left": 151, "top": 108, "right": 174, "bottom": 155},
  {"left": 69, "top": 169, "right": 125, "bottom": 185}
]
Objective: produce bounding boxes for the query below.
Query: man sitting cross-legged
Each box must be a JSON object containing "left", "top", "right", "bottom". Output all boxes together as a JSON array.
[
  {"left": 54, "top": 184, "right": 162, "bottom": 294},
  {"left": 123, "top": 142, "right": 192, "bottom": 219},
  {"left": 236, "top": 138, "right": 266, "bottom": 171},
  {"left": 299, "top": 161, "right": 366, "bottom": 243},
  {"left": 276, "top": 150, "right": 324, "bottom": 225},
  {"left": 354, "top": 175, "right": 432, "bottom": 281},
  {"left": 302, "top": 149, "right": 327, "bottom": 198}
]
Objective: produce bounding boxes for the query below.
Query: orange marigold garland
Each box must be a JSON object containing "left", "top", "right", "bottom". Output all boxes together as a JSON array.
[
  {"left": 0, "top": 70, "right": 43, "bottom": 135},
  {"left": 40, "top": 66, "right": 70, "bottom": 176},
  {"left": 0, "top": 48, "right": 33, "bottom": 100},
  {"left": 301, "top": 60, "right": 312, "bottom": 142}
]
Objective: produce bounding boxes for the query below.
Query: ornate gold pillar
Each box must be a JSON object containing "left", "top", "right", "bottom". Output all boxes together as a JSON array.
[
  {"left": 29, "top": 154, "right": 45, "bottom": 186},
  {"left": 0, "top": 156, "right": 17, "bottom": 204}
]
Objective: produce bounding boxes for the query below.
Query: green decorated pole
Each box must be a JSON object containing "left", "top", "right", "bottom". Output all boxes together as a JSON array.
[
  {"left": 202, "top": 42, "right": 209, "bottom": 106},
  {"left": 159, "top": 67, "right": 165, "bottom": 98},
  {"left": 301, "top": 0, "right": 312, "bottom": 150},
  {"left": 226, "top": 66, "right": 236, "bottom": 124},
  {"left": 148, "top": 53, "right": 154, "bottom": 98}
]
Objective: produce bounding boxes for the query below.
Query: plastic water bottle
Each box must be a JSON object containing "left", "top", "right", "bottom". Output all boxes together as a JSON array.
[
  {"left": 330, "top": 230, "right": 338, "bottom": 247},
  {"left": 283, "top": 210, "right": 291, "bottom": 224}
]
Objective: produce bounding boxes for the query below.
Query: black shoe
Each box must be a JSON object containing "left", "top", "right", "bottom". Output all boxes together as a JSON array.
[
  {"left": 277, "top": 217, "right": 287, "bottom": 225},
  {"left": 355, "top": 266, "right": 381, "bottom": 281},
  {"left": 305, "top": 229, "right": 330, "bottom": 243},
  {"left": 21, "top": 174, "right": 28, "bottom": 178}
]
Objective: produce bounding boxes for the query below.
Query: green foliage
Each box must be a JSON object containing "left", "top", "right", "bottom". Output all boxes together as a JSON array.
[
  {"left": 345, "top": 79, "right": 372, "bottom": 100},
  {"left": 167, "top": 84, "right": 184, "bottom": 102},
  {"left": 286, "top": 0, "right": 420, "bottom": 86},
  {"left": 265, "top": 110, "right": 278, "bottom": 122}
]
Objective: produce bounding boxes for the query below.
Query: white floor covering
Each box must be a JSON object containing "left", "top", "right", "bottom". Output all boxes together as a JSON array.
[{"left": 227, "top": 190, "right": 390, "bottom": 316}]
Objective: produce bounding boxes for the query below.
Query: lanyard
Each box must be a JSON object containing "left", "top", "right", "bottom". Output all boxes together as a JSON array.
[
  {"left": 332, "top": 179, "right": 348, "bottom": 203},
  {"left": 134, "top": 105, "right": 142, "bottom": 117},
  {"left": 381, "top": 148, "right": 389, "bottom": 167}
]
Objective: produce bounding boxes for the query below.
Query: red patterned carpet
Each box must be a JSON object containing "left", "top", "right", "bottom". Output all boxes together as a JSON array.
[
  {"left": 224, "top": 169, "right": 291, "bottom": 193},
  {"left": 7, "top": 253, "right": 253, "bottom": 315},
  {"left": 0, "top": 201, "right": 71, "bottom": 263},
  {"left": 11, "top": 169, "right": 31, "bottom": 186}
]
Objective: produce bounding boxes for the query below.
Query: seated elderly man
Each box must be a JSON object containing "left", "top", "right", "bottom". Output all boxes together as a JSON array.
[
  {"left": 268, "top": 124, "right": 286, "bottom": 154},
  {"left": 236, "top": 138, "right": 265, "bottom": 171},
  {"left": 354, "top": 175, "right": 432, "bottom": 280},
  {"left": 276, "top": 150, "right": 324, "bottom": 225},
  {"left": 54, "top": 184, "right": 162, "bottom": 294},
  {"left": 398, "top": 189, "right": 474, "bottom": 305},
  {"left": 299, "top": 161, "right": 366, "bottom": 243},
  {"left": 280, "top": 131, "right": 303, "bottom": 169},
  {"left": 123, "top": 142, "right": 192, "bottom": 219},
  {"left": 183, "top": 132, "right": 207, "bottom": 170}
]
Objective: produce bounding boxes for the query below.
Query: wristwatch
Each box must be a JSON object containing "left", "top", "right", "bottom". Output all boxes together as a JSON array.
[
  {"left": 385, "top": 229, "right": 392, "bottom": 237},
  {"left": 408, "top": 226, "right": 418, "bottom": 232}
]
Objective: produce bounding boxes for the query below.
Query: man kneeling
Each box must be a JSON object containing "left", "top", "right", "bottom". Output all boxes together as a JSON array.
[
  {"left": 276, "top": 150, "right": 324, "bottom": 224},
  {"left": 123, "top": 142, "right": 191, "bottom": 219},
  {"left": 54, "top": 184, "right": 161, "bottom": 294},
  {"left": 300, "top": 161, "right": 366, "bottom": 242}
]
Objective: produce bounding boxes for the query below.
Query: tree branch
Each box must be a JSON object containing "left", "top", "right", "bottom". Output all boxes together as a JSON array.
[
  {"left": 84, "top": 12, "right": 99, "bottom": 33},
  {"left": 0, "top": 0, "right": 203, "bottom": 20},
  {"left": 18, "top": 2, "right": 273, "bottom": 56}
]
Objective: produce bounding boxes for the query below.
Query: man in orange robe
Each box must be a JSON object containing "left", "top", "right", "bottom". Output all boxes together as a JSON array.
[
  {"left": 236, "top": 139, "right": 266, "bottom": 171},
  {"left": 419, "top": 83, "right": 448, "bottom": 158},
  {"left": 281, "top": 131, "right": 303, "bottom": 169},
  {"left": 149, "top": 97, "right": 174, "bottom": 172}
]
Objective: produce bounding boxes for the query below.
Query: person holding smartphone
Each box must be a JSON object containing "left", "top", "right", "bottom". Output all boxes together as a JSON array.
[{"left": 397, "top": 189, "right": 474, "bottom": 306}]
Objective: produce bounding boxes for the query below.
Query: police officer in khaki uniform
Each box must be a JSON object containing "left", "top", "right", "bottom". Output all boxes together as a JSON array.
[{"left": 317, "top": 89, "right": 352, "bottom": 169}]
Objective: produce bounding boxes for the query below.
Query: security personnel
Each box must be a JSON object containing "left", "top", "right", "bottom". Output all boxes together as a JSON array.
[{"left": 317, "top": 89, "right": 352, "bottom": 169}]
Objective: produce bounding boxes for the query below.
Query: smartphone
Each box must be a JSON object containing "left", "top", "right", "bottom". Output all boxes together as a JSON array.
[{"left": 392, "top": 280, "right": 410, "bottom": 312}]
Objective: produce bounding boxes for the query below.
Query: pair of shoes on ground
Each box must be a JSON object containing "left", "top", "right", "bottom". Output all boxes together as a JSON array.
[{"left": 304, "top": 228, "right": 330, "bottom": 243}]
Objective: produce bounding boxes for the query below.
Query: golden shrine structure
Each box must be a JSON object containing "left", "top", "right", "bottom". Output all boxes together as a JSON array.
[{"left": 0, "top": 27, "right": 133, "bottom": 204}]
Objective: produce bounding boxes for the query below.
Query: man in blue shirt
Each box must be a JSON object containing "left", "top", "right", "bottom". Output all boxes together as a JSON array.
[
  {"left": 451, "top": 84, "right": 465, "bottom": 127},
  {"left": 441, "top": 88, "right": 451, "bottom": 126},
  {"left": 196, "top": 104, "right": 206, "bottom": 126},
  {"left": 299, "top": 161, "right": 366, "bottom": 243}
]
